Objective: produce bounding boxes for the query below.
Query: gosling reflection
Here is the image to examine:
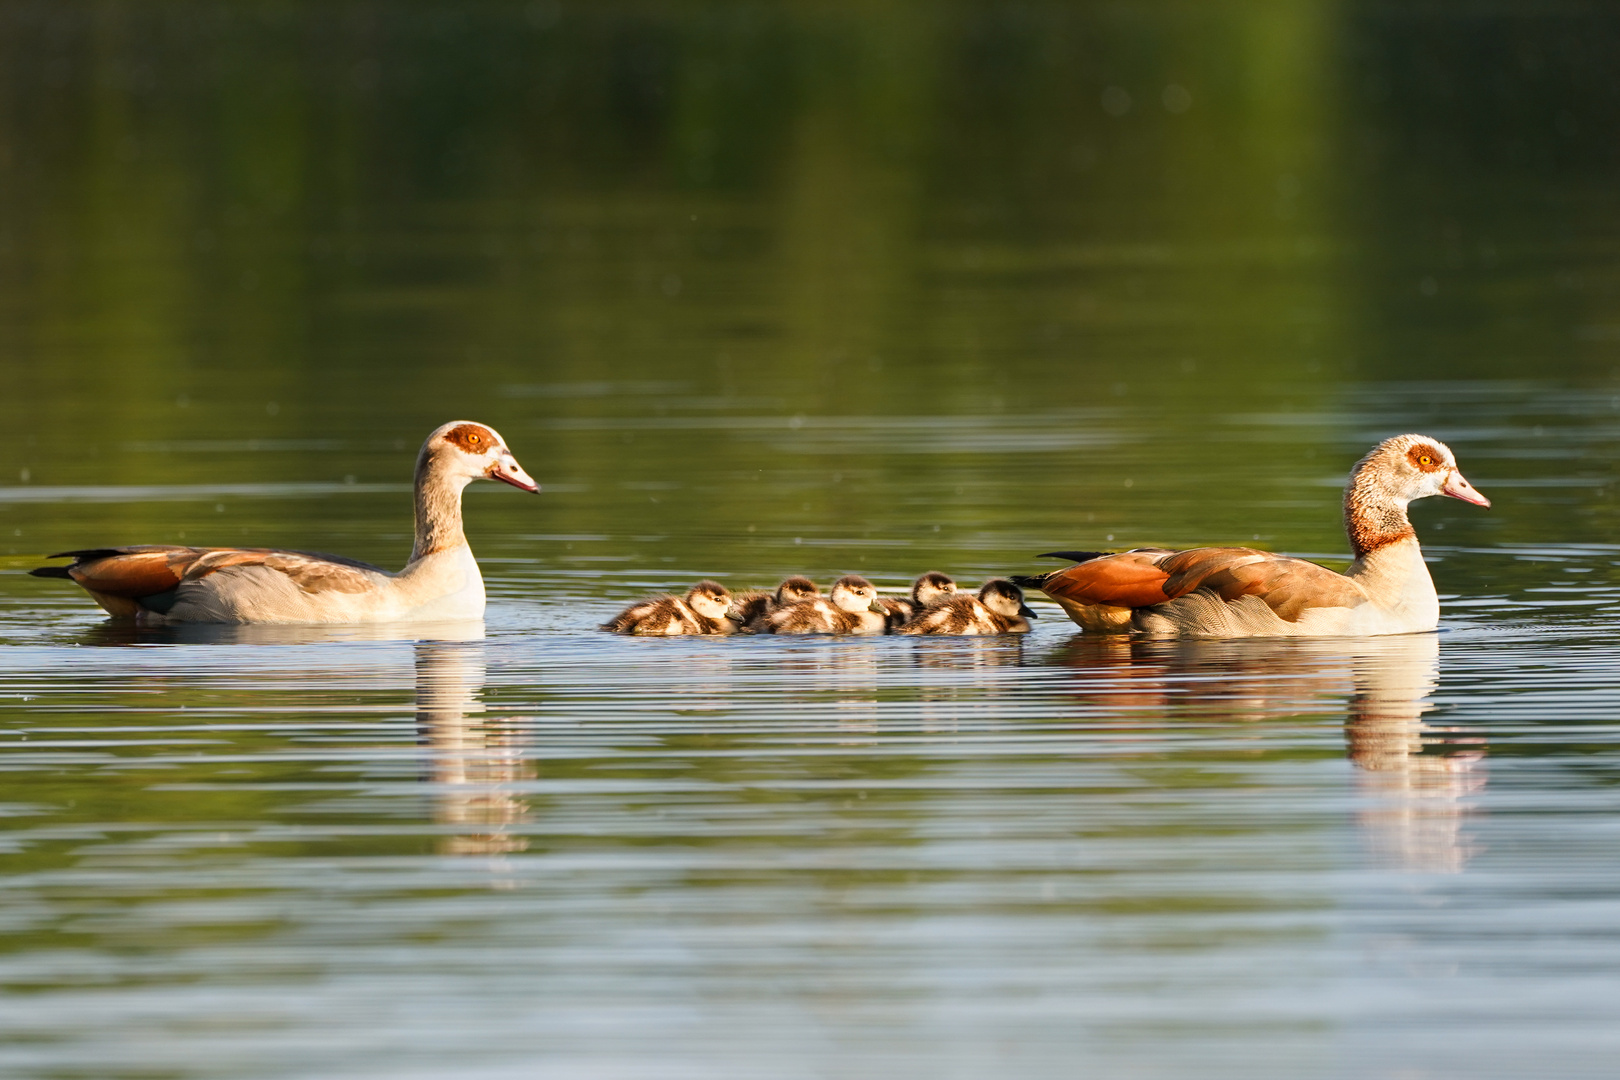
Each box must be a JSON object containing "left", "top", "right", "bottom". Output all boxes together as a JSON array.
[
  {"left": 414, "top": 638, "right": 533, "bottom": 856},
  {"left": 1053, "top": 632, "right": 1486, "bottom": 872},
  {"left": 907, "top": 636, "right": 1026, "bottom": 734}
]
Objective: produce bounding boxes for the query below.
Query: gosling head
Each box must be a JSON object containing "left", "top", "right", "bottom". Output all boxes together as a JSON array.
[
  {"left": 774, "top": 576, "right": 820, "bottom": 605},
  {"left": 685, "top": 580, "right": 733, "bottom": 620},
  {"left": 830, "top": 574, "right": 884, "bottom": 614},
  {"left": 978, "top": 578, "right": 1038, "bottom": 620},
  {"left": 912, "top": 571, "right": 957, "bottom": 607}
]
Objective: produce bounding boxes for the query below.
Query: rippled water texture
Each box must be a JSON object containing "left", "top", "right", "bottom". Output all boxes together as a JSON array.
[{"left": 4, "top": 3, "right": 1620, "bottom": 1077}]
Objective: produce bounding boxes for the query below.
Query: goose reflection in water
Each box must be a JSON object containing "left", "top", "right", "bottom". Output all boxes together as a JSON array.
[
  {"left": 413, "top": 638, "right": 533, "bottom": 856},
  {"left": 1053, "top": 631, "right": 1485, "bottom": 873},
  {"left": 1344, "top": 633, "right": 1486, "bottom": 873}
]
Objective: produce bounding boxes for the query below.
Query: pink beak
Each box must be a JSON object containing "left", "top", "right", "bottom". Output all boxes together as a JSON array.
[
  {"left": 1441, "top": 470, "right": 1490, "bottom": 508},
  {"left": 489, "top": 452, "right": 540, "bottom": 494}
]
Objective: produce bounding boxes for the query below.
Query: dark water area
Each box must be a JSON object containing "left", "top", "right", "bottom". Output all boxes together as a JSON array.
[{"left": 3, "top": 2, "right": 1620, "bottom": 1077}]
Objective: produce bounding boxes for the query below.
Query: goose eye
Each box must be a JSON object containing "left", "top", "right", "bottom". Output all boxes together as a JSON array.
[
  {"left": 468, "top": 433, "right": 482, "bottom": 445},
  {"left": 1419, "top": 454, "right": 1432, "bottom": 465}
]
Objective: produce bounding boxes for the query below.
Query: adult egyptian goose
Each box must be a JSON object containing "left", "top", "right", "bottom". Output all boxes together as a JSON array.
[
  {"left": 734, "top": 575, "right": 820, "bottom": 631},
  {"left": 1015, "top": 434, "right": 1489, "bottom": 637},
  {"left": 895, "top": 578, "right": 1036, "bottom": 636},
  {"left": 761, "top": 574, "right": 887, "bottom": 635},
  {"left": 30, "top": 421, "right": 538, "bottom": 625},
  {"left": 601, "top": 580, "right": 738, "bottom": 636}
]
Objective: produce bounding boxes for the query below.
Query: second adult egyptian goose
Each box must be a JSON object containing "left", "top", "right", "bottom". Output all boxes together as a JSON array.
[
  {"left": 1015, "top": 434, "right": 1490, "bottom": 637},
  {"left": 30, "top": 421, "right": 538, "bottom": 625}
]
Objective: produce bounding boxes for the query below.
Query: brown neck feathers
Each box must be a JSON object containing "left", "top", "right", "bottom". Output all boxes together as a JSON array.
[
  {"left": 1343, "top": 454, "right": 1416, "bottom": 559},
  {"left": 411, "top": 449, "right": 468, "bottom": 561}
]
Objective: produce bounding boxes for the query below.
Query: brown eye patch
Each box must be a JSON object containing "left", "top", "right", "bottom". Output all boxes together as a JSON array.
[
  {"left": 444, "top": 423, "right": 495, "bottom": 453},
  {"left": 1406, "top": 444, "right": 1443, "bottom": 472}
]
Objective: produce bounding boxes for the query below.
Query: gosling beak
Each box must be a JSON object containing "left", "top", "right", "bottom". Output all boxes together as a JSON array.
[
  {"left": 488, "top": 451, "right": 540, "bottom": 494},
  {"left": 1441, "top": 470, "right": 1490, "bottom": 508},
  {"left": 1019, "top": 603, "right": 1039, "bottom": 619},
  {"left": 869, "top": 599, "right": 887, "bottom": 614}
]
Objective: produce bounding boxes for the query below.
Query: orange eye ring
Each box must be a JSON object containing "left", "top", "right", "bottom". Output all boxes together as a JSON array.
[
  {"left": 1419, "top": 455, "right": 1432, "bottom": 465},
  {"left": 468, "top": 433, "right": 482, "bottom": 445}
]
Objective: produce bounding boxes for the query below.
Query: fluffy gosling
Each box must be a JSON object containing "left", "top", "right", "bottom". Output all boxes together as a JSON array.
[
  {"left": 602, "top": 580, "right": 738, "bottom": 636},
  {"left": 762, "top": 574, "right": 887, "bottom": 635},
  {"left": 895, "top": 578, "right": 1037, "bottom": 636},
  {"left": 736, "top": 576, "right": 820, "bottom": 632},
  {"left": 877, "top": 571, "right": 958, "bottom": 630}
]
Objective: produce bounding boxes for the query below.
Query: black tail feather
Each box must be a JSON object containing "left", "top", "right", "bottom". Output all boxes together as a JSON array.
[
  {"left": 1010, "top": 573, "right": 1051, "bottom": 590},
  {"left": 1035, "top": 550, "right": 1108, "bottom": 564},
  {"left": 29, "top": 549, "right": 118, "bottom": 579}
]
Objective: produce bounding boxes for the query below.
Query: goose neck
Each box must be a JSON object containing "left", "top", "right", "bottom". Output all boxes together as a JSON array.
[
  {"left": 412, "top": 456, "right": 470, "bottom": 562},
  {"left": 1344, "top": 460, "right": 1416, "bottom": 560}
]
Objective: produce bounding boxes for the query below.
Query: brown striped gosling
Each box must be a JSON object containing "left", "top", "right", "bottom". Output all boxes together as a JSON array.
[
  {"left": 895, "top": 578, "right": 1037, "bottom": 636},
  {"left": 878, "top": 571, "right": 958, "bottom": 630},
  {"left": 602, "top": 580, "right": 738, "bottom": 636},
  {"left": 763, "top": 574, "right": 887, "bottom": 635},
  {"left": 735, "top": 575, "right": 821, "bottom": 632}
]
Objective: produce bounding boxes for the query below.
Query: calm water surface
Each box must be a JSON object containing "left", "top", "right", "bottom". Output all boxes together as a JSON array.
[{"left": 4, "top": 3, "right": 1620, "bottom": 1078}]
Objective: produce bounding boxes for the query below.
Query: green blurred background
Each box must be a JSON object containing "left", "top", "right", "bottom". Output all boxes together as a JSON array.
[{"left": 2, "top": 0, "right": 1617, "bottom": 601}]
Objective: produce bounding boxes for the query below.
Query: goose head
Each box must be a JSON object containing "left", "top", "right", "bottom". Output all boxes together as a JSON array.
[
  {"left": 775, "top": 576, "right": 820, "bottom": 605},
  {"left": 1353, "top": 434, "right": 1489, "bottom": 509},
  {"left": 978, "top": 578, "right": 1038, "bottom": 620},
  {"left": 912, "top": 571, "right": 957, "bottom": 606},
  {"left": 419, "top": 421, "right": 539, "bottom": 493},
  {"left": 830, "top": 574, "right": 885, "bottom": 615},
  {"left": 685, "top": 580, "right": 733, "bottom": 620}
]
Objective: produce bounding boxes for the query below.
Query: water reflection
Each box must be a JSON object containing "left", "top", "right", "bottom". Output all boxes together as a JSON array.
[
  {"left": 1052, "top": 632, "right": 1485, "bottom": 872},
  {"left": 50, "top": 617, "right": 534, "bottom": 857},
  {"left": 1345, "top": 634, "right": 1487, "bottom": 873},
  {"left": 66, "top": 618, "right": 489, "bottom": 647},
  {"left": 413, "top": 638, "right": 533, "bottom": 857},
  {"left": 906, "top": 636, "right": 1026, "bottom": 734}
]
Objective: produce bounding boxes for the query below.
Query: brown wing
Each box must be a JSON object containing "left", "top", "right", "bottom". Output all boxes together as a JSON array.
[
  {"left": 49, "top": 545, "right": 386, "bottom": 600},
  {"left": 1033, "top": 547, "right": 1366, "bottom": 622},
  {"left": 184, "top": 549, "right": 382, "bottom": 595},
  {"left": 1032, "top": 551, "right": 1176, "bottom": 609},
  {"left": 52, "top": 545, "right": 203, "bottom": 599},
  {"left": 1156, "top": 547, "right": 1272, "bottom": 597},
  {"left": 1173, "top": 555, "right": 1368, "bottom": 620}
]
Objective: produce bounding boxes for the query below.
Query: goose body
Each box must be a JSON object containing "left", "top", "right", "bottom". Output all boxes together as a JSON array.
[
  {"left": 895, "top": 578, "right": 1036, "bottom": 636},
  {"left": 31, "top": 421, "right": 538, "bottom": 625},
  {"left": 1017, "top": 434, "right": 1489, "bottom": 638},
  {"left": 763, "top": 575, "right": 886, "bottom": 635},
  {"left": 602, "top": 581, "right": 738, "bottom": 636}
]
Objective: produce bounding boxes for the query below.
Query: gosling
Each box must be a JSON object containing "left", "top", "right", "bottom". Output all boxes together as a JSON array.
[
  {"left": 736, "top": 576, "right": 821, "bottom": 632},
  {"left": 894, "top": 578, "right": 1037, "bottom": 636},
  {"left": 762, "top": 574, "right": 887, "bottom": 635},
  {"left": 602, "top": 580, "right": 738, "bottom": 635},
  {"left": 877, "top": 571, "right": 958, "bottom": 630}
]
